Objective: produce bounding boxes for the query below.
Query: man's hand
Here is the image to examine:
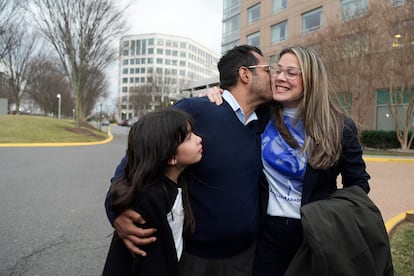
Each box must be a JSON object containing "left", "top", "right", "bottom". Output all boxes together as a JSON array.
[
  {"left": 113, "top": 209, "right": 157, "bottom": 256},
  {"left": 205, "top": 86, "right": 224, "bottom": 105}
]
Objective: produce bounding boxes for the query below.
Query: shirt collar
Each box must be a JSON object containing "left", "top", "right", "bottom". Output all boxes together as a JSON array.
[{"left": 222, "top": 90, "right": 258, "bottom": 125}]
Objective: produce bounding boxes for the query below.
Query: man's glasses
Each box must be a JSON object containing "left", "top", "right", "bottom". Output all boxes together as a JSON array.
[
  {"left": 274, "top": 67, "right": 302, "bottom": 81},
  {"left": 246, "top": 64, "right": 274, "bottom": 75}
]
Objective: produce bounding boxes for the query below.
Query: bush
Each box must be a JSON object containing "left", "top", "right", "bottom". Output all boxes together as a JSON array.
[{"left": 361, "top": 130, "right": 402, "bottom": 149}]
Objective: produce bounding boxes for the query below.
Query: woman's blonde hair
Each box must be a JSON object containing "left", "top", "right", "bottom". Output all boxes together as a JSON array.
[{"left": 272, "top": 45, "right": 344, "bottom": 170}]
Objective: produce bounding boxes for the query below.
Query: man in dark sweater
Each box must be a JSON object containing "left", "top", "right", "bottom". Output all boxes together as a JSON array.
[{"left": 105, "top": 45, "right": 273, "bottom": 276}]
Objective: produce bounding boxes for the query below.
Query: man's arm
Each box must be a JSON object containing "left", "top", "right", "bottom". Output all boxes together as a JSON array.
[{"left": 105, "top": 155, "right": 157, "bottom": 256}]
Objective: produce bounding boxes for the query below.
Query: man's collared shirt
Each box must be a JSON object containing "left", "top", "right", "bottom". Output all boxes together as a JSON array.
[{"left": 222, "top": 90, "right": 258, "bottom": 125}]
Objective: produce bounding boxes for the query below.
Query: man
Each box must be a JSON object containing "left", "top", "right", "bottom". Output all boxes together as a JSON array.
[{"left": 105, "top": 45, "right": 273, "bottom": 276}]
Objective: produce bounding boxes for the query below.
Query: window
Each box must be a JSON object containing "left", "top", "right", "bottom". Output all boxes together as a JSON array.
[
  {"left": 302, "top": 7, "right": 322, "bottom": 34},
  {"left": 222, "top": 15, "right": 240, "bottom": 43},
  {"left": 122, "top": 59, "right": 128, "bottom": 65},
  {"left": 148, "top": 48, "right": 154, "bottom": 54},
  {"left": 123, "top": 50, "right": 129, "bottom": 56},
  {"left": 392, "top": 0, "right": 409, "bottom": 7},
  {"left": 271, "top": 21, "right": 287, "bottom": 43},
  {"left": 157, "top": 48, "right": 164, "bottom": 55},
  {"left": 148, "top": 38, "right": 154, "bottom": 45},
  {"left": 122, "top": 68, "right": 128, "bottom": 74},
  {"left": 247, "top": 32, "right": 260, "bottom": 48},
  {"left": 341, "top": 0, "right": 368, "bottom": 21},
  {"left": 273, "top": 0, "right": 287, "bottom": 13},
  {"left": 156, "top": 58, "right": 163, "bottom": 64},
  {"left": 122, "top": 87, "right": 127, "bottom": 92},
  {"left": 248, "top": 3, "right": 260, "bottom": 24},
  {"left": 123, "top": 40, "right": 129, "bottom": 47}
]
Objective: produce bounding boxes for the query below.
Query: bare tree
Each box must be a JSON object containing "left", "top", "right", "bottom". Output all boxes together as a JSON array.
[
  {"left": 80, "top": 67, "right": 109, "bottom": 117},
  {"left": 0, "top": 25, "right": 43, "bottom": 114},
  {"left": 27, "top": 0, "right": 128, "bottom": 127},
  {"left": 384, "top": 2, "right": 414, "bottom": 151},
  {"left": 153, "top": 71, "right": 176, "bottom": 106},
  {"left": 129, "top": 85, "right": 153, "bottom": 118},
  {"left": 314, "top": 2, "right": 390, "bottom": 127},
  {"left": 27, "top": 56, "right": 73, "bottom": 115},
  {"left": 0, "top": 0, "right": 18, "bottom": 59}
]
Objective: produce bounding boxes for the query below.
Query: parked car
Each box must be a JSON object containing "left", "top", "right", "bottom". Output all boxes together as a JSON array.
[
  {"left": 101, "top": 119, "right": 110, "bottom": 126},
  {"left": 118, "top": 119, "right": 130, "bottom": 126}
]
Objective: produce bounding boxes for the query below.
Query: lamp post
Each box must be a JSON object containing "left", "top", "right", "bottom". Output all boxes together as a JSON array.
[{"left": 57, "top": 94, "right": 61, "bottom": 119}]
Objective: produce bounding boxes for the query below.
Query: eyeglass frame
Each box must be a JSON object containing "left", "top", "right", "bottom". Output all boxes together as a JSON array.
[
  {"left": 273, "top": 67, "right": 302, "bottom": 81},
  {"left": 246, "top": 64, "right": 274, "bottom": 75}
]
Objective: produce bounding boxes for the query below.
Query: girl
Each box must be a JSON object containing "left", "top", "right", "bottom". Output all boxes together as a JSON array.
[{"left": 102, "top": 108, "right": 203, "bottom": 276}]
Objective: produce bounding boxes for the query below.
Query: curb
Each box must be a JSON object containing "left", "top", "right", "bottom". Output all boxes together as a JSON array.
[
  {"left": 386, "top": 210, "right": 414, "bottom": 234},
  {"left": 0, "top": 128, "right": 113, "bottom": 147},
  {"left": 363, "top": 156, "right": 414, "bottom": 163}
]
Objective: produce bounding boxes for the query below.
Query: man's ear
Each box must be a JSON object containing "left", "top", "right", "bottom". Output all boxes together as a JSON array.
[{"left": 238, "top": 66, "right": 251, "bottom": 84}]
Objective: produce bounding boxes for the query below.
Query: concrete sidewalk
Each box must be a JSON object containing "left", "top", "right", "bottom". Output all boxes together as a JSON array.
[{"left": 363, "top": 156, "right": 414, "bottom": 229}]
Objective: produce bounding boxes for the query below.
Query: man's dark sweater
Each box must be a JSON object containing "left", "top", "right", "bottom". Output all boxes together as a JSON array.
[
  {"left": 175, "top": 96, "right": 263, "bottom": 258},
  {"left": 106, "top": 96, "right": 265, "bottom": 259}
]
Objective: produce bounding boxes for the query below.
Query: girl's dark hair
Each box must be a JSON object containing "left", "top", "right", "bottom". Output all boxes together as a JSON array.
[
  {"left": 218, "top": 44, "right": 263, "bottom": 89},
  {"left": 109, "top": 108, "right": 196, "bottom": 235}
]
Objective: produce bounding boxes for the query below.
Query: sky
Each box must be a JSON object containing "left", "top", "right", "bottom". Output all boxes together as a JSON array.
[
  {"left": 105, "top": 0, "right": 223, "bottom": 106},
  {"left": 125, "top": 0, "right": 223, "bottom": 53}
]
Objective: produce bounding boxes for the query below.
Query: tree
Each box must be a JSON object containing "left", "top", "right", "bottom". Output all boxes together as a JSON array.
[
  {"left": 27, "top": 0, "right": 127, "bottom": 127},
  {"left": 0, "top": 0, "right": 18, "bottom": 59},
  {"left": 309, "top": 1, "right": 414, "bottom": 151},
  {"left": 384, "top": 2, "right": 414, "bottom": 151},
  {"left": 129, "top": 85, "right": 153, "bottom": 118},
  {"left": 314, "top": 2, "right": 389, "bottom": 127},
  {"left": 0, "top": 25, "right": 43, "bottom": 114},
  {"left": 27, "top": 57, "right": 73, "bottom": 116}
]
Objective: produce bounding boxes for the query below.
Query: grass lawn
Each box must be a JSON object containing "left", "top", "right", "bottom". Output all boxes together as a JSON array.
[
  {"left": 390, "top": 221, "right": 414, "bottom": 275},
  {"left": 0, "top": 115, "right": 108, "bottom": 143}
]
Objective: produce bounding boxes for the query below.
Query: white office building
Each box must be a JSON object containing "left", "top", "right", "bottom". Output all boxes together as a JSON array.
[{"left": 118, "top": 33, "right": 220, "bottom": 120}]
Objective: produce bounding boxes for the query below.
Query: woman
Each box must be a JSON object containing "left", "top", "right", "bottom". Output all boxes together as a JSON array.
[
  {"left": 251, "top": 45, "right": 371, "bottom": 275},
  {"left": 102, "top": 108, "right": 203, "bottom": 276}
]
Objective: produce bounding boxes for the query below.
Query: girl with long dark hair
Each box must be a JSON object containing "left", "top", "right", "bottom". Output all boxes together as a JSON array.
[{"left": 103, "top": 108, "right": 202, "bottom": 276}]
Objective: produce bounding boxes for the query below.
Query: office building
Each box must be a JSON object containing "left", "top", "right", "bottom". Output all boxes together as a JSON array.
[
  {"left": 220, "top": 0, "right": 414, "bottom": 131},
  {"left": 118, "top": 33, "right": 220, "bottom": 120}
]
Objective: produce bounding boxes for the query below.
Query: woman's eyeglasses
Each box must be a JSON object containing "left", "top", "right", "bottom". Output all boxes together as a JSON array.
[{"left": 273, "top": 67, "right": 302, "bottom": 80}]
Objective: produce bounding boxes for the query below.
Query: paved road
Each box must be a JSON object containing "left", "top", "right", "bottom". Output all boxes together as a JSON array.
[
  {"left": 0, "top": 125, "right": 130, "bottom": 276},
  {"left": 0, "top": 125, "right": 413, "bottom": 275},
  {"left": 364, "top": 159, "right": 414, "bottom": 223}
]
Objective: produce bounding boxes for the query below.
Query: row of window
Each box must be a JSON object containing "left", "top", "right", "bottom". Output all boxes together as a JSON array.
[
  {"left": 122, "top": 39, "right": 216, "bottom": 59},
  {"left": 245, "top": 0, "right": 369, "bottom": 47},
  {"left": 122, "top": 62, "right": 213, "bottom": 76},
  {"left": 123, "top": 58, "right": 187, "bottom": 67}
]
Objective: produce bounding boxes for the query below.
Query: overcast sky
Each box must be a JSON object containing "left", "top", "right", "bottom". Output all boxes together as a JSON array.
[
  {"left": 125, "top": 0, "right": 223, "bottom": 53},
  {"left": 105, "top": 0, "right": 223, "bottom": 106}
]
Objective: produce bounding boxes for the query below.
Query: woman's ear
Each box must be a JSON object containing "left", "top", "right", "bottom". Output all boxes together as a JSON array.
[{"left": 168, "top": 158, "right": 177, "bottom": 165}]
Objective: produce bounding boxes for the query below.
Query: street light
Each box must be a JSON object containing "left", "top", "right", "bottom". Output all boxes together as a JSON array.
[{"left": 57, "top": 94, "right": 61, "bottom": 119}]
